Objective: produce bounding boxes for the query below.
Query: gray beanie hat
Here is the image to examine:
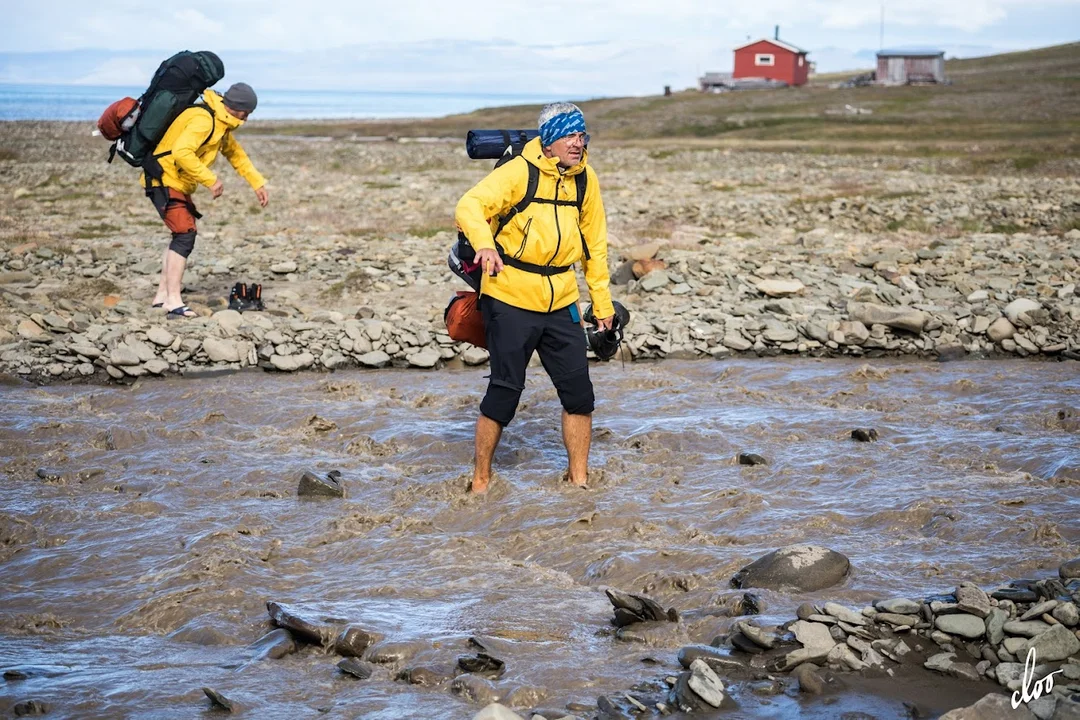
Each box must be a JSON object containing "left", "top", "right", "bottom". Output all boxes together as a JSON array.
[{"left": 223, "top": 83, "right": 258, "bottom": 113}]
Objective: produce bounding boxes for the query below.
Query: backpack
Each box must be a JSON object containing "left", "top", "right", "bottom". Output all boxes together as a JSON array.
[
  {"left": 447, "top": 129, "right": 588, "bottom": 291},
  {"left": 99, "top": 50, "right": 225, "bottom": 173}
]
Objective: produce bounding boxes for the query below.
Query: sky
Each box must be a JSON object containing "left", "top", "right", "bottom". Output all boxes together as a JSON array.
[{"left": 2, "top": 0, "right": 1078, "bottom": 96}]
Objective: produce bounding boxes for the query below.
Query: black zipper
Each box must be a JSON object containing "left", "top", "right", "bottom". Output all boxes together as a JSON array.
[{"left": 548, "top": 178, "right": 563, "bottom": 312}]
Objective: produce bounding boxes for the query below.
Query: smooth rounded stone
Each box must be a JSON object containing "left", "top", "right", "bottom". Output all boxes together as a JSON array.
[
  {"left": 1027, "top": 623, "right": 1080, "bottom": 662},
  {"left": 472, "top": 704, "right": 526, "bottom": 720},
  {"left": 147, "top": 327, "right": 174, "bottom": 347},
  {"left": 213, "top": 310, "right": 244, "bottom": 335},
  {"left": 1052, "top": 602, "right": 1079, "bottom": 627},
  {"left": 986, "top": 608, "right": 1008, "bottom": 646},
  {"left": 756, "top": 278, "right": 804, "bottom": 297},
  {"left": 730, "top": 632, "right": 765, "bottom": 654},
  {"left": 1004, "top": 620, "right": 1053, "bottom": 638},
  {"left": 457, "top": 653, "right": 506, "bottom": 679},
  {"left": 1021, "top": 600, "right": 1059, "bottom": 621},
  {"left": 936, "top": 614, "right": 986, "bottom": 639},
  {"left": 461, "top": 347, "right": 489, "bottom": 365},
  {"left": 499, "top": 685, "right": 548, "bottom": 710},
  {"left": 956, "top": 583, "right": 991, "bottom": 619},
  {"left": 12, "top": 700, "right": 50, "bottom": 717},
  {"left": 939, "top": 692, "right": 1037, "bottom": 720},
  {"left": 365, "top": 640, "right": 424, "bottom": 665},
  {"left": 203, "top": 337, "right": 241, "bottom": 363},
  {"left": 850, "top": 428, "right": 878, "bottom": 442},
  {"left": 399, "top": 666, "right": 450, "bottom": 686},
  {"left": 737, "top": 452, "right": 767, "bottom": 466},
  {"left": 297, "top": 470, "right": 345, "bottom": 498},
  {"left": 1003, "top": 637, "right": 1030, "bottom": 655},
  {"left": 876, "top": 612, "right": 921, "bottom": 627},
  {"left": 270, "top": 351, "right": 315, "bottom": 372},
  {"left": 266, "top": 601, "right": 340, "bottom": 645},
  {"left": 356, "top": 350, "right": 391, "bottom": 368},
  {"left": 1060, "top": 558, "right": 1080, "bottom": 580},
  {"left": 406, "top": 348, "right": 440, "bottom": 368},
  {"left": 876, "top": 598, "right": 920, "bottom": 615},
  {"left": 677, "top": 645, "right": 744, "bottom": 673},
  {"left": 687, "top": 658, "right": 726, "bottom": 708},
  {"left": 615, "top": 620, "right": 682, "bottom": 645},
  {"left": 450, "top": 674, "right": 499, "bottom": 706},
  {"left": 335, "top": 625, "right": 378, "bottom": 657},
  {"left": 1004, "top": 298, "right": 1041, "bottom": 324},
  {"left": 203, "top": 688, "right": 237, "bottom": 712},
  {"left": 992, "top": 587, "right": 1038, "bottom": 603},
  {"left": 731, "top": 545, "right": 850, "bottom": 592},
  {"left": 246, "top": 628, "right": 297, "bottom": 661},
  {"left": 986, "top": 317, "right": 1017, "bottom": 342},
  {"left": 847, "top": 301, "right": 926, "bottom": 333},
  {"left": 791, "top": 663, "right": 825, "bottom": 695},
  {"left": 824, "top": 602, "right": 867, "bottom": 626},
  {"left": 337, "top": 657, "right": 374, "bottom": 679},
  {"left": 796, "top": 603, "right": 819, "bottom": 621}
]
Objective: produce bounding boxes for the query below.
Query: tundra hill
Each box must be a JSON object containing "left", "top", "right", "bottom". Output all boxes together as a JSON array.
[{"left": 253, "top": 42, "right": 1080, "bottom": 170}]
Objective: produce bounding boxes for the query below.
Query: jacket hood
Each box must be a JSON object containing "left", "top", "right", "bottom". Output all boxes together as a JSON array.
[
  {"left": 203, "top": 89, "right": 245, "bottom": 129},
  {"left": 522, "top": 136, "right": 588, "bottom": 177}
]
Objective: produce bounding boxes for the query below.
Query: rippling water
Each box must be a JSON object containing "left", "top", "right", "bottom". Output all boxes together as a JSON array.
[{"left": 1, "top": 358, "right": 1078, "bottom": 718}]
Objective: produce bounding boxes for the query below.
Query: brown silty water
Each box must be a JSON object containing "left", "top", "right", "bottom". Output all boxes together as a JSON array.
[{"left": 1, "top": 357, "right": 1077, "bottom": 718}]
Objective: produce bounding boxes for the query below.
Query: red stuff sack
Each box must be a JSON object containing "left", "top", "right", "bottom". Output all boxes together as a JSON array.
[
  {"left": 444, "top": 291, "right": 487, "bottom": 348},
  {"left": 97, "top": 97, "right": 139, "bottom": 141}
]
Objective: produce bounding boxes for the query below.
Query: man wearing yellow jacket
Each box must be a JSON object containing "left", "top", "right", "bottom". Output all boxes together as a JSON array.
[
  {"left": 143, "top": 83, "right": 268, "bottom": 318},
  {"left": 455, "top": 102, "right": 615, "bottom": 493}
]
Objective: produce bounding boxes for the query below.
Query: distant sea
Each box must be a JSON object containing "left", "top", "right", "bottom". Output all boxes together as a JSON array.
[{"left": 0, "top": 84, "right": 553, "bottom": 121}]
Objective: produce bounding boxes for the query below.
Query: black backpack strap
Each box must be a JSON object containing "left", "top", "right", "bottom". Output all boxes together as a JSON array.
[
  {"left": 576, "top": 169, "right": 591, "bottom": 261},
  {"left": 493, "top": 157, "right": 539, "bottom": 240}
]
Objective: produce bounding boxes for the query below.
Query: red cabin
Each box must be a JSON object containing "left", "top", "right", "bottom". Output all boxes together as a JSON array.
[{"left": 732, "top": 37, "right": 810, "bottom": 87}]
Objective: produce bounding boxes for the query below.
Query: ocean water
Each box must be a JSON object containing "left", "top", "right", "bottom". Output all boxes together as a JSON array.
[{"left": 0, "top": 83, "right": 552, "bottom": 121}]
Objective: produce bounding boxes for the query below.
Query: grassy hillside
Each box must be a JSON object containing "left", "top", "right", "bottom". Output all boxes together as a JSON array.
[{"left": 251, "top": 43, "right": 1080, "bottom": 167}]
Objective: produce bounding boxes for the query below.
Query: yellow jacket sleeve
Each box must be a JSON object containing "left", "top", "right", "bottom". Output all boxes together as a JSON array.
[
  {"left": 579, "top": 167, "right": 615, "bottom": 320},
  {"left": 171, "top": 111, "right": 218, "bottom": 188},
  {"left": 454, "top": 158, "right": 530, "bottom": 253},
  {"left": 221, "top": 132, "right": 267, "bottom": 190}
]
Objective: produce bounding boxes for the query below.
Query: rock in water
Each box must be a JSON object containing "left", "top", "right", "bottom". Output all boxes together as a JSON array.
[
  {"left": 203, "top": 688, "right": 236, "bottom": 712},
  {"left": 457, "top": 653, "right": 506, "bottom": 679},
  {"left": 850, "top": 428, "right": 878, "bottom": 442},
  {"left": 297, "top": 470, "right": 345, "bottom": 498},
  {"left": 606, "top": 588, "right": 678, "bottom": 626},
  {"left": 738, "top": 452, "right": 767, "bottom": 466},
  {"left": 337, "top": 657, "right": 374, "bottom": 679},
  {"left": 335, "top": 625, "right": 379, "bottom": 657},
  {"left": 731, "top": 545, "right": 850, "bottom": 592},
  {"left": 265, "top": 601, "right": 340, "bottom": 645}
]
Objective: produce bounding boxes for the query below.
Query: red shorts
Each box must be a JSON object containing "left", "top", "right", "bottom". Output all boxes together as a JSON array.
[{"left": 147, "top": 187, "right": 199, "bottom": 235}]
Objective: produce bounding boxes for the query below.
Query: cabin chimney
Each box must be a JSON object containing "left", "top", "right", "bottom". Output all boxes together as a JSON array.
[{"left": 775, "top": 25, "right": 780, "bottom": 40}]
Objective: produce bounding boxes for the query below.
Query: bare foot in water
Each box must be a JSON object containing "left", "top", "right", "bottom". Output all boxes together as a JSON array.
[
  {"left": 471, "top": 476, "right": 489, "bottom": 494},
  {"left": 563, "top": 469, "right": 588, "bottom": 489}
]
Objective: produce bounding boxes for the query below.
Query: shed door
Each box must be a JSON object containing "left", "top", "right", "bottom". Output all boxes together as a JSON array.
[{"left": 887, "top": 57, "right": 906, "bottom": 84}]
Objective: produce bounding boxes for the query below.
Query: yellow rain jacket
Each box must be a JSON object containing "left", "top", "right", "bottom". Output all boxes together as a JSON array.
[
  {"left": 455, "top": 137, "right": 614, "bottom": 319},
  {"left": 140, "top": 89, "right": 266, "bottom": 195}
]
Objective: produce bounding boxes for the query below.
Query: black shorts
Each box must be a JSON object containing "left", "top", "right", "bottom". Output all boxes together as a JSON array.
[{"left": 479, "top": 295, "right": 594, "bottom": 425}]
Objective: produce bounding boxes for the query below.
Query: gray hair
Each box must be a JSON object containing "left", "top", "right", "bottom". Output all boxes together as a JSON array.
[{"left": 538, "top": 102, "right": 583, "bottom": 130}]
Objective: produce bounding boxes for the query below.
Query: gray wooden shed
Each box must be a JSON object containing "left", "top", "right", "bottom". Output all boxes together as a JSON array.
[{"left": 876, "top": 49, "right": 946, "bottom": 85}]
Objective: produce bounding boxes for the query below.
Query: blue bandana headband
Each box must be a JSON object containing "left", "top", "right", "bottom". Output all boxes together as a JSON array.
[{"left": 539, "top": 110, "right": 587, "bottom": 147}]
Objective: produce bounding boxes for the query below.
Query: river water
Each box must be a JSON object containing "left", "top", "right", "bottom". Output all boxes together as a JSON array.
[{"left": 1, "top": 358, "right": 1078, "bottom": 718}]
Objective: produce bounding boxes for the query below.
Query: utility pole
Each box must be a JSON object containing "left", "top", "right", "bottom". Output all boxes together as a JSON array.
[{"left": 880, "top": 1, "right": 885, "bottom": 50}]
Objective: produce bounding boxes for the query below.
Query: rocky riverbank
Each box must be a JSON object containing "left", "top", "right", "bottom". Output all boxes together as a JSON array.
[{"left": 1, "top": 121, "right": 1078, "bottom": 384}]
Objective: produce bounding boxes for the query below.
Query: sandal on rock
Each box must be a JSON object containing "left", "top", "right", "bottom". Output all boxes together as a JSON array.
[{"left": 166, "top": 305, "right": 197, "bottom": 319}]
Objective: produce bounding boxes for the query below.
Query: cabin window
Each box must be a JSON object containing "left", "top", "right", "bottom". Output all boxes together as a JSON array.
[
  {"left": 755, "top": 54, "right": 775, "bottom": 66},
  {"left": 798, "top": 56, "right": 804, "bottom": 67}
]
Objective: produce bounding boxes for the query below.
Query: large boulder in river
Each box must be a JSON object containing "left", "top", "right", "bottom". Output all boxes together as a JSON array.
[{"left": 731, "top": 545, "right": 851, "bottom": 592}]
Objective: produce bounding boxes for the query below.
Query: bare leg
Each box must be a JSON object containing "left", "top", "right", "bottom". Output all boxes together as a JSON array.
[
  {"left": 562, "top": 410, "right": 592, "bottom": 486},
  {"left": 472, "top": 414, "right": 503, "bottom": 493},
  {"left": 152, "top": 247, "right": 169, "bottom": 306},
  {"left": 163, "top": 249, "right": 190, "bottom": 312}
]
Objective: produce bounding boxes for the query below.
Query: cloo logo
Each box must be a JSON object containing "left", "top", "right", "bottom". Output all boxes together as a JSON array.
[{"left": 1012, "top": 647, "right": 1065, "bottom": 709}]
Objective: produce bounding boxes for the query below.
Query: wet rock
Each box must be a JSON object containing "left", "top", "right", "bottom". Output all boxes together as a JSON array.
[
  {"left": 615, "top": 620, "right": 682, "bottom": 645},
  {"left": 667, "top": 670, "right": 708, "bottom": 713},
  {"left": 1061, "top": 558, "right": 1080, "bottom": 580},
  {"left": 399, "top": 666, "right": 449, "bottom": 686},
  {"left": 939, "top": 692, "right": 1037, "bottom": 719},
  {"left": 457, "top": 653, "right": 506, "bottom": 679},
  {"left": 337, "top": 657, "right": 374, "bottom": 679},
  {"left": 791, "top": 663, "right": 824, "bottom": 694},
  {"left": 606, "top": 588, "right": 677, "bottom": 626},
  {"left": 450, "top": 674, "right": 499, "bottom": 705},
  {"left": 850, "top": 428, "right": 878, "bottom": 442},
  {"left": 677, "top": 645, "right": 745, "bottom": 674},
  {"left": 12, "top": 700, "right": 50, "bottom": 716},
  {"left": 265, "top": 601, "right": 341, "bottom": 645},
  {"left": 687, "top": 658, "right": 726, "bottom": 708},
  {"left": 245, "top": 628, "right": 297, "bottom": 661},
  {"left": 365, "top": 640, "right": 422, "bottom": 665},
  {"left": 472, "top": 704, "right": 526, "bottom": 720},
  {"left": 202, "top": 688, "right": 237, "bottom": 712},
  {"left": 334, "top": 625, "right": 378, "bottom": 657},
  {"left": 736, "top": 620, "right": 777, "bottom": 649},
  {"left": 297, "top": 470, "right": 345, "bottom": 498},
  {"left": 737, "top": 452, "right": 767, "bottom": 466},
  {"left": 731, "top": 545, "right": 850, "bottom": 592}
]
